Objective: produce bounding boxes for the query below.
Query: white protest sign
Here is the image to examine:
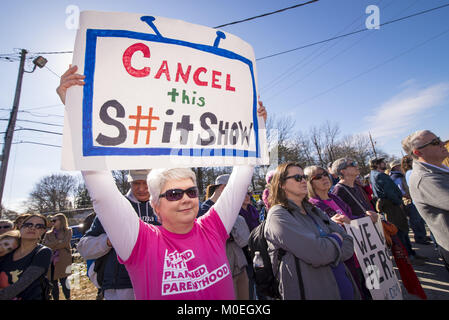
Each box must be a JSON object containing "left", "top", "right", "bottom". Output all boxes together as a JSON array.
[
  {"left": 62, "top": 11, "right": 268, "bottom": 170},
  {"left": 345, "top": 217, "right": 403, "bottom": 300}
]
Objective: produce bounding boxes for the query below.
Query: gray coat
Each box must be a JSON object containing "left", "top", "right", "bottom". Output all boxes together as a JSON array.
[
  {"left": 264, "top": 200, "right": 360, "bottom": 300},
  {"left": 226, "top": 215, "right": 250, "bottom": 277},
  {"left": 409, "top": 160, "right": 449, "bottom": 253}
]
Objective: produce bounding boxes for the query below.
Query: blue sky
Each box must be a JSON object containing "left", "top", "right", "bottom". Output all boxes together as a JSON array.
[{"left": 1, "top": 0, "right": 449, "bottom": 212}]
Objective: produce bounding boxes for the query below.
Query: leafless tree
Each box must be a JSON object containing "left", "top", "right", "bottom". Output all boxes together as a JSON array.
[
  {"left": 28, "top": 174, "right": 77, "bottom": 213},
  {"left": 112, "top": 170, "right": 130, "bottom": 195}
]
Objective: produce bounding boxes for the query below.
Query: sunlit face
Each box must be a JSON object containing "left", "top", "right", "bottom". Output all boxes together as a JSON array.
[
  {"left": 282, "top": 166, "right": 308, "bottom": 200},
  {"left": 51, "top": 217, "right": 61, "bottom": 229},
  {"left": 414, "top": 132, "right": 449, "bottom": 163},
  {"left": 20, "top": 217, "right": 47, "bottom": 241},
  {"left": 0, "top": 237, "right": 19, "bottom": 256},
  {"left": 154, "top": 178, "right": 199, "bottom": 233},
  {"left": 311, "top": 169, "right": 332, "bottom": 194},
  {"left": 131, "top": 180, "right": 150, "bottom": 202},
  {"left": 0, "top": 224, "right": 12, "bottom": 235},
  {"left": 243, "top": 192, "right": 252, "bottom": 207},
  {"left": 341, "top": 160, "right": 360, "bottom": 179}
]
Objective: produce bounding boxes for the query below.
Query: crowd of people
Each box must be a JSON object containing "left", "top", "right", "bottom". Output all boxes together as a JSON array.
[{"left": 0, "top": 65, "right": 448, "bottom": 300}]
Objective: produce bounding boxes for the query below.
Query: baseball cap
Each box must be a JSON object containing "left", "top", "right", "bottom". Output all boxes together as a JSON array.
[
  {"left": 214, "top": 174, "right": 230, "bottom": 186},
  {"left": 127, "top": 169, "right": 151, "bottom": 182}
]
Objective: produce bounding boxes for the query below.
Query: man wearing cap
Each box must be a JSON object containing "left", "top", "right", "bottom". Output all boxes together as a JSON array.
[
  {"left": 402, "top": 130, "right": 449, "bottom": 272},
  {"left": 370, "top": 158, "right": 427, "bottom": 264},
  {"left": 389, "top": 160, "right": 429, "bottom": 245},
  {"left": 77, "top": 169, "right": 158, "bottom": 299},
  {"left": 125, "top": 169, "right": 158, "bottom": 225},
  {"left": 199, "top": 174, "right": 230, "bottom": 216}
]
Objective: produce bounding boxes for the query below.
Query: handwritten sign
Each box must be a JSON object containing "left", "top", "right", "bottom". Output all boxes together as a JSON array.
[
  {"left": 62, "top": 11, "right": 268, "bottom": 170},
  {"left": 345, "top": 217, "right": 403, "bottom": 300}
]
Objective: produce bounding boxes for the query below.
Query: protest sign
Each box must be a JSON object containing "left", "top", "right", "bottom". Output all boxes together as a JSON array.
[
  {"left": 62, "top": 11, "right": 268, "bottom": 170},
  {"left": 345, "top": 217, "right": 403, "bottom": 300}
]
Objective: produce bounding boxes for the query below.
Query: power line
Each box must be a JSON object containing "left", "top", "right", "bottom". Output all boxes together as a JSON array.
[
  {"left": 15, "top": 141, "right": 61, "bottom": 148},
  {"left": 213, "top": 0, "right": 318, "bottom": 28},
  {"left": 7, "top": 128, "right": 63, "bottom": 135},
  {"left": 289, "top": 25, "right": 449, "bottom": 110},
  {"left": 262, "top": 0, "right": 420, "bottom": 101},
  {"left": 0, "top": 141, "right": 62, "bottom": 148},
  {"left": 0, "top": 118, "right": 63, "bottom": 127},
  {"left": 30, "top": 1, "right": 319, "bottom": 56},
  {"left": 256, "top": 2, "right": 449, "bottom": 61}
]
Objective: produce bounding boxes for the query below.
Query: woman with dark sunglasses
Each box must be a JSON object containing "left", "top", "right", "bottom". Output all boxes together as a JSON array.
[
  {"left": 304, "top": 165, "right": 373, "bottom": 300},
  {"left": 331, "top": 158, "right": 378, "bottom": 223},
  {"left": 42, "top": 213, "right": 73, "bottom": 300},
  {"left": 57, "top": 64, "right": 267, "bottom": 299},
  {"left": 264, "top": 162, "right": 360, "bottom": 300},
  {"left": 79, "top": 104, "right": 267, "bottom": 300},
  {"left": 0, "top": 214, "right": 51, "bottom": 300}
]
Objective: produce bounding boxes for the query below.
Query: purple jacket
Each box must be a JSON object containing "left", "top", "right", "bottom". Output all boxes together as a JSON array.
[
  {"left": 308, "top": 193, "right": 358, "bottom": 220},
  {"left": 239, "top": 205, "right": 260, "bottom": 232}
]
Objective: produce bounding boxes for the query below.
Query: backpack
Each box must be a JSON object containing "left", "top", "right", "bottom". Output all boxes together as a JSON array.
[
  {"left": 248, "top": 206, "right": 305, "bottom": 299},
  {"left": 247, "top": 219, "right": 284, "bottom": 299}
]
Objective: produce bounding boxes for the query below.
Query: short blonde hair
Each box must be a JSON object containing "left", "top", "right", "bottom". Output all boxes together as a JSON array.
[{"left": 148, "top": 168, "right": 197, "bottom": 207}]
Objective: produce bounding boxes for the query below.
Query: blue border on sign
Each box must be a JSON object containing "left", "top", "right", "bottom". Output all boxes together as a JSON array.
[{"left": 82, "top": 28, "right": 259, "bottom": 158}]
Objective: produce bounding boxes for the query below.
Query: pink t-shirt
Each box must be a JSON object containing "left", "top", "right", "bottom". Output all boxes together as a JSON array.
[{"left": 118, "top": 208, "right": 235, "bottom": 300}]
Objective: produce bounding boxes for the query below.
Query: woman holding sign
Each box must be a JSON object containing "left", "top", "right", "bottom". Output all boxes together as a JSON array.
[
  {"left": 304, "top": 165, "right": 373, "bottom": 300},
  {"left": 57, "top": 66, "right": 266, "bottom": 300}
]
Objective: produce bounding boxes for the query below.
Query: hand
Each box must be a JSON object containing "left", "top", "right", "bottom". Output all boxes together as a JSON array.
[
  {"left": 366, "top": 210, "right": 378, "bottom": 223},
  {"left": 257, "top": 100, "right": 267, "bottom": 123},
  {"left": 56, "top": 65, "right": 85, "bottom": 104},
  {"left": 331, "top": 214, "right": 351, "bottom": 225}
]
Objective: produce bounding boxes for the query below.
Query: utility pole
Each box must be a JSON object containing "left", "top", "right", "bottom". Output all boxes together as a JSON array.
[
  {"left": 368, "top": 131, "right": 377, "bottom": 158},
  {"left": 0, "top": 49, "right": 27, "bottom": 216}
]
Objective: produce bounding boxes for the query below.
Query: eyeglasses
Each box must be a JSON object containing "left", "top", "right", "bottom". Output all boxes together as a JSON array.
[
  {"left": 416, "top": 137, "right": 442, "bottom": 149},
  {"left": 311, "top": 172, "right": 329, "bottom": 181},
  {"left": 345, "top": 161, "right": 358, "bottom": 168},
  {"left": 0, "top": 225, "right": 12, "bottom": 229},
  {"left": 21, "top": 222, "right": 46, "bottom": 230},
  {"left": 285, "top": 174, "right": 308, "bottom": 182},
  {"left": 51, "top": 219, "right": 57, "bottom": 223},
  {"left": 159, "top": 186, "right": 199, "bottom": 201}
]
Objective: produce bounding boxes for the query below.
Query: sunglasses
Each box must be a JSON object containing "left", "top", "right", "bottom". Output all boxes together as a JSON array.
[
  {"left": 159, "top": 186, "right": 199, "bottom": 201},
  {"left": 417, "top": 137, "right": 442, "bottom": 149},
  {"left": 21, "top": 222, "right": 46, "bottom": 230},
  {"left": 345, "top": 161, "right": 358, "bottom": 168},
  {"left": 0, "top": 225, "right": 12, "bottom": 229},
  {"left": 311, "top": 172, "right": 329, "bottom": 181},
  {"left": 51, "top": 219, "right": 57, "bottom": 223},
  {"left": 285, "top": 174, "right": 308, "bottom": 182}
]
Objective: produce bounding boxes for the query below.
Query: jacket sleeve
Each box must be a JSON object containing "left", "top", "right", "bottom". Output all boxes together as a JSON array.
[
  {"left": 265, "top": 206, "right": 343, "bottom": 268},
  {"left": 77, "top": 234, "right": 111, "bottom": 260},
  {"left": 82, "top": 170, "right": 140, "bottom": 262},
  {"left": 230, "top": 216, "right": 250, "bottom": 248},
  {"left": 0, "top": 266, "right": 46, "bottom": 300},
  {"left": 319, "top": 209, "right": 355, "bottom": 262},
  {"left": 213, "top": 165, "right": 254, "bottom": 234},
  {"left": 415, "top": 173, "right": 449, "bottom": 210}
]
